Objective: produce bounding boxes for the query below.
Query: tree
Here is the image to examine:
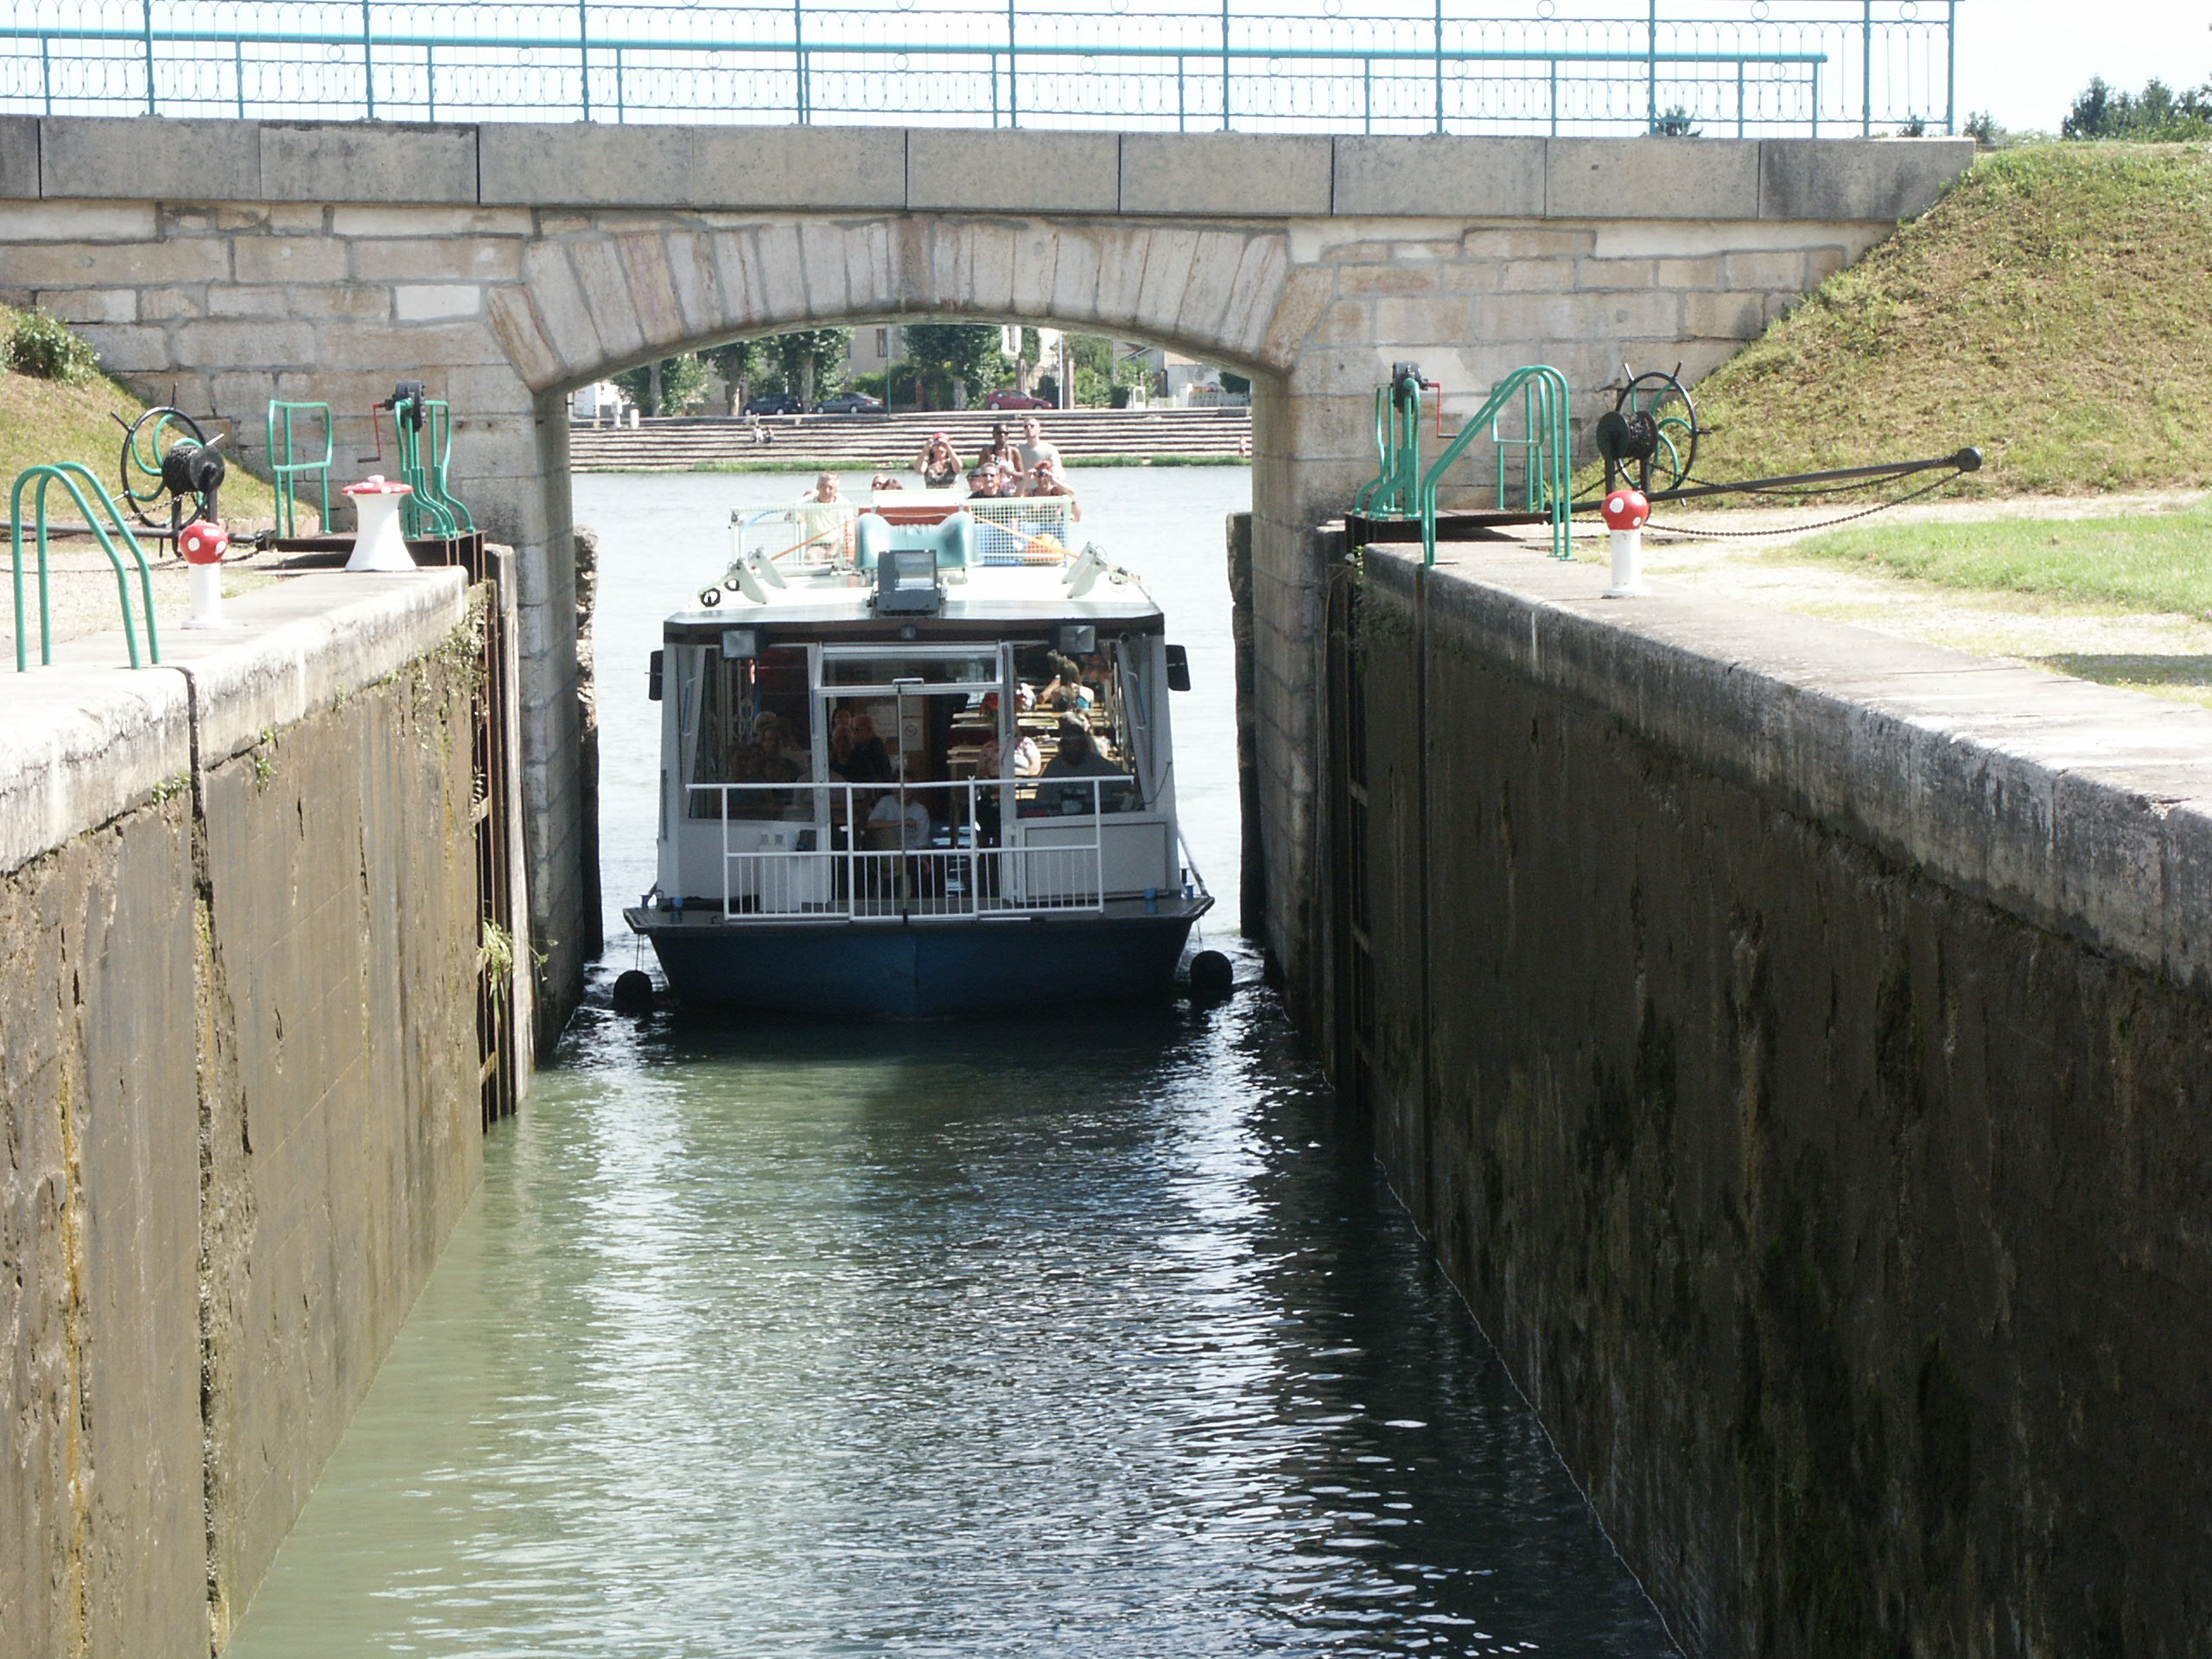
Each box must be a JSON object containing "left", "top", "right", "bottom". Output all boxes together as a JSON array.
[
  {"left": 766, "top": 327, "right": 853, "bottom": 408},
  {"left": 2063, "top": 74, "right": 2212, "bottom": 140},
  {"left": 702, "top": 340, "right": 771, "bottom": 413},
  {"left": 611, "top": 352, "right": 711, "bottom": 417},
  {"left": 900, "top": 322, "right": 1006, "bottom": 409}
]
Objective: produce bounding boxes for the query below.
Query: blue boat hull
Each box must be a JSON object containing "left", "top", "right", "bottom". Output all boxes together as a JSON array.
[{"left": 625, "top": 902, "right": 1210, "bottom": 1018}]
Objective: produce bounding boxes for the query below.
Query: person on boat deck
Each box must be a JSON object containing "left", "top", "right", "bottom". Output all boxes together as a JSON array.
[
  {"left": 967, "top": 461, "right": 1020, "bottom": 499},
  {"left": 1020, "top": 456, "right": 1082, "bottom": 519},
  {"left": 977, "top": 422, "right": 1020, "bottom": 474},
  {"left": 870, "top": 473, "right": 903, "bottom": 492},
  {"left": 839, "top": 711, "right": 895, "bottom": 785},
  {"left": 914, "top": 431, "right": 962, "bottom": 489},
  {"left": 867, "top": 788, "right": 935, "bottom": 849},
  {"left": 1033, "top": 655, "right": 1092, "bottom": 715},
  {"left": 802, "top": 472, "right": 842, "bottom": 504},
  {"left": 1039, "top": 718, "right": 1133, "bottom": 814},
  {"left": 1014, "top": 416, "right": 1061, "bottom": 477}
]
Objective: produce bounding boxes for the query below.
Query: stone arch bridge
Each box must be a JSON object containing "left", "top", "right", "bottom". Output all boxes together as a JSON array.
[{"left": 0, "top": 116, "right": 1969, "bottom": 1035}]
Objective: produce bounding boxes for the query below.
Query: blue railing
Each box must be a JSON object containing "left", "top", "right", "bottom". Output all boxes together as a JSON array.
[{"left": 0, "top": 2, "right": 1957, "bottom": 137}]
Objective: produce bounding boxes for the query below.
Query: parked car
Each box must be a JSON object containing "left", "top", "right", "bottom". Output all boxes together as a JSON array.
[
  {"left": 816, "top": 391, "right": 887, "bottom": 415},
  {"left": 982, "top": 389, "right": 1053, "bottom": 410},
  {"left": 741, "top": 392, "right": 805, "bottom": 416}
]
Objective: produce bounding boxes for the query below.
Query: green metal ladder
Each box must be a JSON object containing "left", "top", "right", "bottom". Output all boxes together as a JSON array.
[{"left": 1351, "top": 365, "right": 1572, "bottom": 566}]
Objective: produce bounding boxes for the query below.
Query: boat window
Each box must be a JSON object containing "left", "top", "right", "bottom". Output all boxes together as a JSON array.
[
  {"left": 688, "top": 645, "right": 815, "bottom": 819},
  {"left": 819, "top": 650, "right": 1000, "bottom": 690}
]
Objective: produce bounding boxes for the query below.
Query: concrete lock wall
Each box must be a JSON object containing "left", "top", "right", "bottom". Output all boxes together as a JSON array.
[
  {"left": 1330, "top": 544, "right": 2212, "bottom": 1659},
  {"left": 0, "top": 574, "right": 488, "bottom": 1656},
  {"left": 0, "top": 116, "right": 1974, "bottom": 1024}
]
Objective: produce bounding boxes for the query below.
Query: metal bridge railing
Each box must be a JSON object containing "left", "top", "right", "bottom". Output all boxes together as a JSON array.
[{"left": 0, "top": 3, "right": 1958, "bottom": 137}]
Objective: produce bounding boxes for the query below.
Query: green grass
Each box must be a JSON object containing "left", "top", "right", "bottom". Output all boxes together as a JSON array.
[
  {"left": 1791, "top": 499, "right": 2212, "bottom": 613},
  {"left": 1688, "top": 144, "right": 2212, "bottom": 501}
]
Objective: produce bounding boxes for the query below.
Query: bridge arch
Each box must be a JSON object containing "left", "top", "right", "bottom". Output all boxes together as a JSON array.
[{"left": 0, "top": 118, "right": 1972, "bottom": 1039}]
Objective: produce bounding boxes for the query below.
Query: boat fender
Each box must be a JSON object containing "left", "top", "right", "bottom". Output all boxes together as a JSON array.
[
  {"left": 611, "top": 969, "right": 656, "bottom": 1015},
  {"left": 1187, "top": 951, "right": 1234, "bottom": 1004}
]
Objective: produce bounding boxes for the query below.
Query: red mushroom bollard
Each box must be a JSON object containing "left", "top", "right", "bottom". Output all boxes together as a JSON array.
[
  {"left": 1601, "top": 486, "right": 1649, "bottom": 598},
  {"left": 178, "top": 519, "right": 231, "bottom": 629}
]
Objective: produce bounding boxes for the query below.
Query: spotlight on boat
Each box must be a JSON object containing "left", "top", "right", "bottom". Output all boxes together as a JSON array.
[
  {"left": 732, "top": 561, "right": 769, "bottom": 605},
  {"left": 747, "top": 551, "right": 788, "bottom": 589}
]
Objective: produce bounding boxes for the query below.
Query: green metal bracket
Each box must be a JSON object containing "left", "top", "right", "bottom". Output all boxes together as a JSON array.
[
  {"left": 386, "top": 394, "right": 475, "bottom": 539},
  {"left": 266, "top": 399, "right": 333, "bottom": 539},
  {"left": 10, "top": 462, "right": 161, "bottom": 671},
  {"left": 1417, "top": 366, "right": 1571, "bottom": 565}
]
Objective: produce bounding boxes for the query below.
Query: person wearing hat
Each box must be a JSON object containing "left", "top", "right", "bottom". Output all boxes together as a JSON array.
[{"left": 913, "top": 430, "right": 962, "bottom": 488}]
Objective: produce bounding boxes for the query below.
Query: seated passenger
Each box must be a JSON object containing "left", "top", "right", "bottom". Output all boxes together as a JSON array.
[
  {"left": 753, "top": 714, "right": 813, "bottom": 785},
  {"left": 1020, "top": 456, "right": 1082, "bottom": 520},
  {"left": 1038, "top": 718, "right": 1134, "bottom": 814},
  {"left": 802, "top": 472, "right": 842, "bottom": 504},
  {"left": 867, "top": 788, "right": 935, "bottom": 849},
  {"left": 870, "top": 473, "right": 903, "bottom": 492},
  {"left": 842, "top": 712, "right": 895, "bottom": 784}
]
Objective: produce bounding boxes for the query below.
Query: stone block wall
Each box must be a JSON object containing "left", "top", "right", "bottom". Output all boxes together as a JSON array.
[
  {"left": 1330, "top": 543, "right": 2212, "bottom": 1659},
  {"left": 0, "top": 573, "right": 487, "bottom": 1656}
]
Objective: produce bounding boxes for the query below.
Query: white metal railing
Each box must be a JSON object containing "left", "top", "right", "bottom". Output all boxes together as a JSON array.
[{"left": 683, "top": 776, "right": 1152, "bottom": 921}]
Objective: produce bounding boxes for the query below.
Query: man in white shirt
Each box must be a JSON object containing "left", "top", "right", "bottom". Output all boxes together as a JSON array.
[{"left": 1014, "top": 416, "right": 1061, "bottom": 477}]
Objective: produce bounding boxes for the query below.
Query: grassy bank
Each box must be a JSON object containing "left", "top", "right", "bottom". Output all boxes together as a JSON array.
[
  {"left": 0, "top": 306, "right": 283, "bottom": 530},
  {"left": 1792, "top": 497, "right": 2212, "bottom": 613},
  {"left": 1688, "top": 144, "right": 2212, "bottom": 499}
]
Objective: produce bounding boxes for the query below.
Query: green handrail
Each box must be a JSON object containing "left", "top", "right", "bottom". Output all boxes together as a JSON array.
[
  {"left": 266, "top": 398, "right": 332, "bottom": 539},
  {"left": 1416, "top": 365, "right": 1571, "bottom": 566},
  {"left": 389, "top": 397, "right": 475, "bottom": 539},
  {"left": 10, "top": 463, "right": 161, "bottom": 671}
]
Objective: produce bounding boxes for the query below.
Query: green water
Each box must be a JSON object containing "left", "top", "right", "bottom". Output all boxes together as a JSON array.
[{"left": 224, "top": 470, "right": 1677, "bottom": 1657}]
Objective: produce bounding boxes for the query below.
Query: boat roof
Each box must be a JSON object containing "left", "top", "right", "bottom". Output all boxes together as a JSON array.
[{"left": 663, "top": 493, "right": 1166, "bottom": 641}]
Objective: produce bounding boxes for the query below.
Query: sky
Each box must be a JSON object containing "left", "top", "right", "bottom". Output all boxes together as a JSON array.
[{"left": 1955, "top": 0, "right": 2211, "bottom": 131}]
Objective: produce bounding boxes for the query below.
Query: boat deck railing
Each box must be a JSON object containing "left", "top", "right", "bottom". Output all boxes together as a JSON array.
[{"left": 684, "top": 777, "right": 1173, "bottom": 923}]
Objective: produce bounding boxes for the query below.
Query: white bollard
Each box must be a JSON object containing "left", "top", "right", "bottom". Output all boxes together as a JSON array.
[
  {"left": 343, "top": 475, "right": 418, "bottom": 572},
  {"left": 1600, "top": 488, "right": 1651, "bottom": 599},
  {"left": 178, "top": 520, "right": 232, "bottom": 628}
]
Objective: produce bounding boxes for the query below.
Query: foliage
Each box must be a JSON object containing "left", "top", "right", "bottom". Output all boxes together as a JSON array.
[
  {"left": 1220, "top": 371, "right": 1252, "bottom": 397},
  {"left": 612, "top": 353, "right": 712, "bottom": 416},
  {"left": 1686, "top": 143, "right": 2212, "bottom": 499},
  {"left": 851, "top": 369, "right": 887, "bottom": 397},
  {"left": 899, "top": 323, "right": 1006, "bottom": 408},
  {"left": 768, "top": 327, "right": 853, "bottom": 404},
  {"left": 9, "top": 308, "right": 99, "bottom": 385},
  {"left": 1649, "top": 105, "right": 1700, "bottom": 137},
  {"left": 703, "top": 340, "right": 772, "bottom": 410},
  {"left": 2062, "top": 75, "right": 2212, "bottom": 142}
]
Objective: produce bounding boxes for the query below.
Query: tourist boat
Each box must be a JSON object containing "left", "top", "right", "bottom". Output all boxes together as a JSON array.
[{"left": 623, "top": 489, "right": 1216, "bottom": 1016}]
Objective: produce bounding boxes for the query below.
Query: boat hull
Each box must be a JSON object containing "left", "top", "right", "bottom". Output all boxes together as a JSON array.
[{"left": 624, "top": 900, "right": 1210, "bottom": 1018}]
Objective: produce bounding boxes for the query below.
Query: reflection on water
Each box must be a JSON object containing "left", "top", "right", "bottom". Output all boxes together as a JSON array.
[
  {"left": 229, "top": 993, "right": 1675, "bottom": 1658},
  {"left": 226, "top": 468, "right": 1675, "bottom": 1657}
]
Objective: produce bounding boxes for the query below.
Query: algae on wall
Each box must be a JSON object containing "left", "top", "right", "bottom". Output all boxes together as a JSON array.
[{"left": 1, "top": 631, "right": 487, "bottom": 1659}]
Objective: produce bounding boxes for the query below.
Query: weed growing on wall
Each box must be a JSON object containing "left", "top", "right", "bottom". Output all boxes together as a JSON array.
[{"left": 6, "top": 308, "right": 99, "bottom": 386}]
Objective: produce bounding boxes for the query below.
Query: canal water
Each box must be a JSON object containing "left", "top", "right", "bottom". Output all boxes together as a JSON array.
[{"left": 225, "top": 467, "right": 1677, "bottom": 1658}]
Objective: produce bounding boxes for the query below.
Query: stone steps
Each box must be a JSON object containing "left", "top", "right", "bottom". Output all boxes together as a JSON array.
[{"left": 569, "top": 406, "right": 1252, "bottom": 471}]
